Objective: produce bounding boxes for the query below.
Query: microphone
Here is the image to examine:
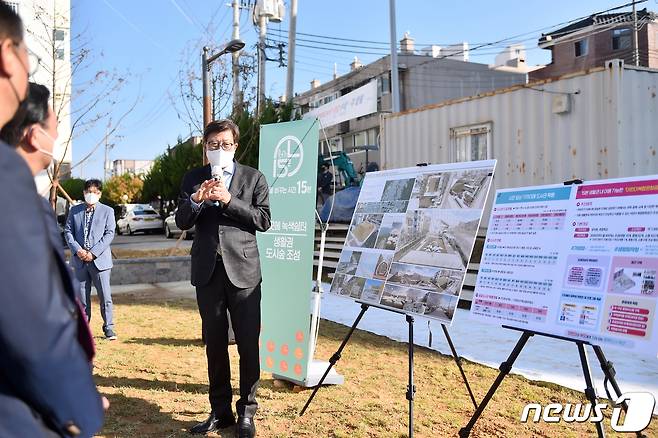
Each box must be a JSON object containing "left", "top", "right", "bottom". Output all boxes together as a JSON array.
[
  {"left": 211, "top": 165, "right": 223, "bottom": 207},
  {"left": 211, "top": 165, "right": 223, "bottom": 181}
]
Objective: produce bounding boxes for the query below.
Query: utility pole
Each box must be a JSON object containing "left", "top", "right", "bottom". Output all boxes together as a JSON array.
[
  {"left": 202, "top": 46, "right": 212, "bottom": 129},
  {"left": 632, "top": 0, "right": 639, "bottom": 66},
  {"left": 232, "top": 0, "right": 241, "bottom": 114},
  {"left": 285, "top": 0, "right": 297, "bottom": 103},
  {"left": 389, "top": 0, "right": 400, "bottom": 113},
  {"left": 103, "top": 124, "right": 110, "bottom": 181},
  {"left": 257, "top": 13, "right": 268, "bottom": 115}
]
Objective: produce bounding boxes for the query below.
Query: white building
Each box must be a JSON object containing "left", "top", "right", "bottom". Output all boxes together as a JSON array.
[
  {"left": 8, "top": 0, "right": 72, "bottom": 195},
  {"left": 112, "top": 159, "right": 154, "bottom": 177}
]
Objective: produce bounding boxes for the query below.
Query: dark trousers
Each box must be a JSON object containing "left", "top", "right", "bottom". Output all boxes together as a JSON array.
[{"left": 195, "top": 258, "right": 261, "bottom": 418}]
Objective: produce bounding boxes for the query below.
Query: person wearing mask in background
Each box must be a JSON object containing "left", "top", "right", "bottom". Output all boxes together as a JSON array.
[
  {"left": 176, "top": 119, "right": 270, "bottom": 438},
  {"left": 65, "top": 179, "right": 117, "bottom": 340},
  {"left": 0, "top": 81, "right": 96, "bottom": 361},
  {"left": 0, "top": 3, "right": 106, "bottom": 437}
]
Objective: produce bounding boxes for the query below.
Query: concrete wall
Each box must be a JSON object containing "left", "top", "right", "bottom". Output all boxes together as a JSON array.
[
  {"left": 401, "top": 57, "right": 525, "bottom": 110},
  {"left": 110, "top": 256, "right": 190, "bottom": 285}
]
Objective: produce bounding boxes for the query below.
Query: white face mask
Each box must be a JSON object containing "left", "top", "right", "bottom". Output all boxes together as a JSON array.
[
  {"left": 206, "top": 149, "right": 235, "bottom": 169},
  {"left": 31, "top": 127, "right": 56, "bottom": 168},
  {"left": 84, "top": 192, "right": 100, "bottom": 205}
]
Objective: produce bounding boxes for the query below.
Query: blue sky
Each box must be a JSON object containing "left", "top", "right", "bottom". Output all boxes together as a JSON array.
[{"left": 71, "top": 0, "right": 634, "bottom": 179}]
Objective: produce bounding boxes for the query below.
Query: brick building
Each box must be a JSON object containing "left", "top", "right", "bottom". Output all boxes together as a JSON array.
[{"left": 530, "top": 8, "right": 658, "bottom": 81}]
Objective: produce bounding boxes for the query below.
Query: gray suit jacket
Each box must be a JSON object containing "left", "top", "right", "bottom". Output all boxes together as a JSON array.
[
  {"left": 176, "top": 162, "right": 271, "bottom": 288},
  {"left": 65, "top": 202, "right": 116, "bottom": 271}
]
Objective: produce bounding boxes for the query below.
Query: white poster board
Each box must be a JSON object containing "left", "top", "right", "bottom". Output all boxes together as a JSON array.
[
  {"left": 470, "top": 174, "right": 658, "bottom": 358},
  {"left": 329, "top": 160, "right": 496, "bottom": 324}
]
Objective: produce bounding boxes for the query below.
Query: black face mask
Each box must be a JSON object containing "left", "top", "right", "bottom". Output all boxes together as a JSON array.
[
  {"left": 4, "top": 43, "right": 30, "bottom": 132},
  {"left": 0, "top": 86, "right": 29, "bottom": 147},
  {"left": 2, "top": 41, "right": 30, "bottom": 146}
]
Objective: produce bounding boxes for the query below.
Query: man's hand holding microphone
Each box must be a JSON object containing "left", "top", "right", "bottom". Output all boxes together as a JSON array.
[
  {"left": 192, "top": 171, "right": 231, "bottom": 206},
  {"left": 194, "top": 135, "right": 236, "bottom": 207}
]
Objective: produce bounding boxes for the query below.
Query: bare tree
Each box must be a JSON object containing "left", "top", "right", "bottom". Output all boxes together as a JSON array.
[
  {"left": 30, "top": 4, "right": 136, "bottom": 207},
  {"left": 170, "top": 37, "right": 258, "bottom": 137}
]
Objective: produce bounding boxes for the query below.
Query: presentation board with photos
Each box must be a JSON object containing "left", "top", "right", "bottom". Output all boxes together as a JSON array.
[
  {"left": 329, "top": 160, "right": 496, "bottom": 324},
  {"left": 470, "top": 174, "right": 658, "bottom": 358}
]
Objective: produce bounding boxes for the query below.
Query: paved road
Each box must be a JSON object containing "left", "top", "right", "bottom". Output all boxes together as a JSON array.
[{"left": 111, "top": 234, "right": 192, "bottom": 251}]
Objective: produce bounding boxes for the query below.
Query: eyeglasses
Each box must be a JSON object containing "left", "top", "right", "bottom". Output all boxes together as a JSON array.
[
  {"left": 11, "top": 41, "right": 40, "bottom": 76},
  {"left": 27, "top": 48, "right": 40, "bottom": 77},
  {"left": 205, "top": 140, "right": 235, "bottom": 151}
]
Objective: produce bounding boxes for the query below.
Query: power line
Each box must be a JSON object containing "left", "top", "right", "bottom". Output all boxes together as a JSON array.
[
  {"left": 275, "top": 36, "right": 548, "bottom": 60},
  {"left": 269, "top": 27, "right": 395, "bottom": 46},
  {"left": 270, "top": 40, "right": 391, "bottom": 56},
  {"left": 268, "top": 1, "right": 649, "bottom": 62}
]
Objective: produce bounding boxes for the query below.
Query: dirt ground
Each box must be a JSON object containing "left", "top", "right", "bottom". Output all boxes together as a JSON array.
[{"left": 90, "top": 293, "right": 658, "bottom": 437}]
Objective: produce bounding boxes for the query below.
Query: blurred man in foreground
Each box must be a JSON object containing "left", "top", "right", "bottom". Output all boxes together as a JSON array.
[
  {"left": 0, "top": 81, "right": 96, "bottom": 361},
  {"left": 0, "top": 3, "right": 105, "bottom": 436}
]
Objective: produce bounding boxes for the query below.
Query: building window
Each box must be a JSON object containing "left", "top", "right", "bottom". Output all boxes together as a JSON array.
[
  {"left": 309, "top": 91, "right": 339, "bottom": 109},
  {"left": 367, "top": 128, "right": 379, "bottom": 145},
  {"left": 56, "top": 48, "right": 65, "bottom": 60},
  {"left": 450, "top": 123, "right": 492, "bottom": 162},
  {"left": 54, "top": 29, "right": 66, "bottom": 41},
  {"left": 6, "top": 2, "right": 18, "bottom": 13},
  {"left": 377, "top": 73, "right": 390, "bottom": 96},
  {"left": 321, "top": 137, "right": 343, "bottom": 154},
  {"left": 612, "top": 28, "right": 632, "bottom": 51},
  {"left": 575, "top": 39, "right": 588, "bottom": 57},
  {"left": 353, "top": 131, "right": 367, "bottom": 149}
]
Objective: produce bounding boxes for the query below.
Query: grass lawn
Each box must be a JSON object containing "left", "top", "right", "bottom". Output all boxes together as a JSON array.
[{"left": 90, "top": 293, "right": 658, "bottom": 437}]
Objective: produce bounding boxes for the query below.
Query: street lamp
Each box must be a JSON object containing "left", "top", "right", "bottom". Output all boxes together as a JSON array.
[
  {"left": 202, "top": 39, "right": 245, "bottom": 130},
  {"left": 202, "top": 39, "right": 245, "bottom": 165}
]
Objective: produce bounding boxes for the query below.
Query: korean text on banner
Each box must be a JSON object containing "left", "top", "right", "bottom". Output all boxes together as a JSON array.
[
  {"left": 303, "top": 81, "right": 377, "bottom": 128},
  {"left": 471, "top": 175, "right": 658, "bottom": 358},
  {"left": 257, "top": 118, "right": 319, "bottom": 381}
]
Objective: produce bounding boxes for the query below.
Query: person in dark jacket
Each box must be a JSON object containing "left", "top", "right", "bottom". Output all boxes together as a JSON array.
[
  {"left": 0, "top": 3, "right": 105, "bottom": 437},
  {"left": 176, "top": 119, "right": 270, "bottom": 438},
  {"left": 0, "top": 81, "right": 96, "bottom": 361}
]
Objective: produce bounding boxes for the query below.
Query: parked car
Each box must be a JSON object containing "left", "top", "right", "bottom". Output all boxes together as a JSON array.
[
  {"left": 164, "top": 208, "right": 194, "bottom": 239},
  {"left": 116, "top": 205, "right": 164, "bottom": 235}
]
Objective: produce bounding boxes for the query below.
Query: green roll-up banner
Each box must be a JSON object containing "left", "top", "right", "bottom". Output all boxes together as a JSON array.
[{"left": 257, "top": 118, "right": 319, "bottom": 382}]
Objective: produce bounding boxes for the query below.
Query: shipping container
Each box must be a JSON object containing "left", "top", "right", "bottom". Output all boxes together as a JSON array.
[{"left": 381, "top": 59, "right": 658, "bottom": 228}]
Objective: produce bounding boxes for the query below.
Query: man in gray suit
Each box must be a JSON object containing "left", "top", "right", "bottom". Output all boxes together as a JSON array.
[
  {"left": 176, "top": 119, "right": 270, "bottom": 438},
  {"left": 65, "top": 179, "right": 117, "bottom": 340}
]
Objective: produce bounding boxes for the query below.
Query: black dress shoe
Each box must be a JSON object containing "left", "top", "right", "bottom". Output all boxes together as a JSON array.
[
  {"left": 236, "top": 416, "right": 256, "bottom": 438},
  {"left": 189, "top": 411, "right": 235, "bottom": 434}
]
